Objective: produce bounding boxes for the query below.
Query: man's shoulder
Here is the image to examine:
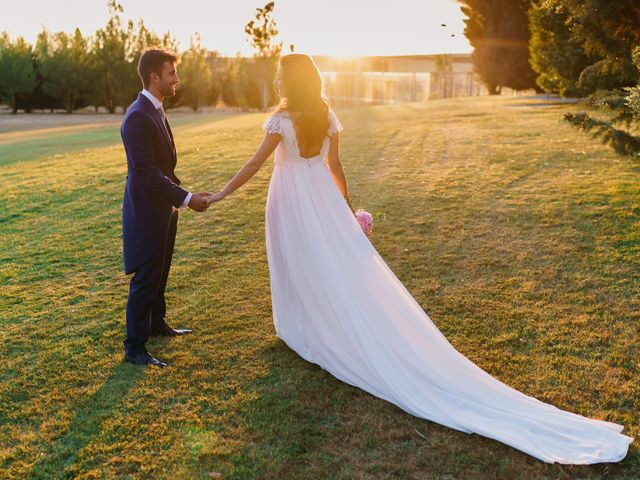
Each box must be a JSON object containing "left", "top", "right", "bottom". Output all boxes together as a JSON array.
[
  {"left": 123, "top": 99, "right": 152, "bottom": 128},
  {"left": 124, "top": 96, "right": 145, "bottom": 116}
]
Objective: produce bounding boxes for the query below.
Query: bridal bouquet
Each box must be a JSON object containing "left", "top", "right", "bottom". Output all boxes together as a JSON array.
[{"left": 355, "top": 209, "right": 373, "bottom": 236}]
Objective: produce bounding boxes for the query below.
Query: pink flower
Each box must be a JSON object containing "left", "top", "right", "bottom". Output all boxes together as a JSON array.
[{"left": 355, "top": 209, "right": 373, "bottom": 236}]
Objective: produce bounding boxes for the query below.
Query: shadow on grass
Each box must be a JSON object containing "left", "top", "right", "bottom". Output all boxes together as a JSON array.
[
  {"left": 29, "top": 361, "right": 146, "bottom": 479},
  {"left": 166, "top": 336, "right": 333, "bottom": 479}
]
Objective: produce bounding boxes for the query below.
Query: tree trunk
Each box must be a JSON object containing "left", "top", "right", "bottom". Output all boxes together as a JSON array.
[
  {"left": 487, "top": 83, "right": 501, "bottom": 95},
  {"left": 260, "top": 58, "right": 269, "bottom": 112},
  {"left": 261, "top": 80, "right": 268, "bottom": 112},
  {"left": 107, "top": 93, "right": 116, "bottom": 114},
  {"left": 66, "top": 94, "right": 73, "bottom": 114}
]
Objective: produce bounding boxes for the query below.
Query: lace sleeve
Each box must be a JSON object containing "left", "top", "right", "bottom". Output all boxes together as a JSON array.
[
  {"left": 328, "top": 110, "right": 343, "bottom": 135},
  {"left": 263, "top": 113, "right": 282, "bottom": 135}
]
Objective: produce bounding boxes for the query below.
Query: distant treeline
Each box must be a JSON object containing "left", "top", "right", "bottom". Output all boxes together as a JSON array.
[{"left": 0, "top": 1, "right": 279, "bottom": 114}]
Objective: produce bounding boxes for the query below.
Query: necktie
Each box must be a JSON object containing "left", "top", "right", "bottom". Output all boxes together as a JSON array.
[{"left": 157, "top": 107, "right": 173, "bottom": 146}]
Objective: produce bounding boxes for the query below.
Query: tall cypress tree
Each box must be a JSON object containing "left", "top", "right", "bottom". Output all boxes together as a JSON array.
[{"left": 459, "top": 0, "right": 538, "bottom": 94}]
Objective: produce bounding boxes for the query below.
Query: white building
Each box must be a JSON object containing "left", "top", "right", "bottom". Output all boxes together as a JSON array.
[{"left": 313, "top": 54, "right": 486, "bottom": 106}]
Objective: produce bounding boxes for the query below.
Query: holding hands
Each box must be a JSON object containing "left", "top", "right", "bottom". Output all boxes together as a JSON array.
[
  {"left": 205, "top": 191, "right": 226, "bottom": 205},
  {"left": 194, "top": 129, "right": 280, "bottom": 210},
  {"left": 186, "top": 190, "right": 227, "bottom": 212},
  {"left": 188, "top": 192, "right": 214, "bottom": 212}
]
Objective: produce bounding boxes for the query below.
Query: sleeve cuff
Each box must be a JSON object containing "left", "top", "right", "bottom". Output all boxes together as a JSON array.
[{"left": 180, "top": 192, "right": 192, "bottom": 209}]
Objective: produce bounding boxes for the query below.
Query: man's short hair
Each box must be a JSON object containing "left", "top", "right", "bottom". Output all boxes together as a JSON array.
[{"left": 137, "top": 48, "right": 179, "bottom": 89}]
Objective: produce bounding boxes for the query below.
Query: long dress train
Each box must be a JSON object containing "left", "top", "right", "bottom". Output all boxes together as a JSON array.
[{"left": 262, "top": 111, "right": 632, "bottom": 464}]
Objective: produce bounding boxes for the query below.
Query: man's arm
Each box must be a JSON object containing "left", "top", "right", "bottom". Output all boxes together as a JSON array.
[{"left": 122, "top": 111, "right": 190, "bottom": 208}]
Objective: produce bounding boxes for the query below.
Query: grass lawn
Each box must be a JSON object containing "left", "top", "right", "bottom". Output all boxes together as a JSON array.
[{"left": 0, "top": 96, "right": 638, "bottom": 479}]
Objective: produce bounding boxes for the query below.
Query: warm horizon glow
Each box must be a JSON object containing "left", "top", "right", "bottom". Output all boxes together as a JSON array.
[{"left": 3, "top": 0, "right": 472, "bottom": 57}]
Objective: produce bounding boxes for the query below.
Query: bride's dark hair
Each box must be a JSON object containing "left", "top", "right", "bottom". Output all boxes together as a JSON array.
[{"left": 276, "top": 54, "right": 330, "bottom": 154}]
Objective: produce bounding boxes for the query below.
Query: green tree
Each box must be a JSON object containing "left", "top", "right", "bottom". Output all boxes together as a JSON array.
[
  {"left": 36, "top": 28, "right": 92, "bottom": 113},
  {"left": 244, "top": 1, "right": 282, "bottom": 111},
  {"left": 205, "top": 51, "right": 225, "bottom": 107},
  {"left": 0, "top": 33, "right": 37, "bottom": 113},
  {"left": 92, "top": 0, "right": 133, "bottom": 113},
  {"left": 528, "top": 0, "right": 591, "bottom": 96},
  {"left": 564, "top": 47, "right": 640, "bottom": 158},
  {"left": 179, "top": 34, "right": 214, "bottom": 111},
  {"left": 626, "top": 48, "right": 640, "bottom": 123},
  {"left": 459, "top": 0, "right": 538, "bottom": 94},
  {"left": 559, "top": 0, "right": 640, "bottom": 92},
  {"left": 221, "top": 55, "right": 247, "bottom": 107},
  {"left": 219, "top": 56, "right": 263, "bottom": 109}
]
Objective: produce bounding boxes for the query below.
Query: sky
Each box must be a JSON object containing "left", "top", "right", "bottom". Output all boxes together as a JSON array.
[{"left": 2, "top": 0, "right": 472, "bottom": 57}]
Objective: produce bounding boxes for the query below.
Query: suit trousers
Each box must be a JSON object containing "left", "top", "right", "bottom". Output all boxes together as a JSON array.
[{"left": 124, "top": 208, "right": 178, "bottom": 355}]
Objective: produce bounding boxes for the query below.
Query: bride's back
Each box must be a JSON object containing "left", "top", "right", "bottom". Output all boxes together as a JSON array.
[
  {"left": 264, "top": 110, "right": 342, "bottom": 165},
  {"left": 289, "top": 111, "right": 326, "bottom": 158}
]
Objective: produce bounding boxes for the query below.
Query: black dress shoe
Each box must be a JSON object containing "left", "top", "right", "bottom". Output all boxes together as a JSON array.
[
  {"left": 124, "top": 351, "right": 168, "bottom": 368},
  {"left": 149, "top": 324, "right": 193, "bottom": 337}
]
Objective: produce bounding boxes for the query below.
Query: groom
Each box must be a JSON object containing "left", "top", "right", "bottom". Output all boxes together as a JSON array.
[{"left": 121, "top": 48, "right": 211, "bottom": 368}]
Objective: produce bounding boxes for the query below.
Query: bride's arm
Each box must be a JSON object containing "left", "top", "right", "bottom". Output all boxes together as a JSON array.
[
  {"left": 207, "top": 133, "right": 281, "bottom": 202},
  {"left": 327, "top": 133, "right": 350, "bottom": 200}
]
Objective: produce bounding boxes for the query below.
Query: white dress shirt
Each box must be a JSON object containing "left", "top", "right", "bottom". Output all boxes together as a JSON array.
[{"left": 141, "top": 89, "right": 192, "bottom": 209}]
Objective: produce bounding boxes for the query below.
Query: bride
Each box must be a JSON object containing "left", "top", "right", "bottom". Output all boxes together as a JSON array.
[{"left": 205, "top": 54, "right": 632, "bottom": 464}]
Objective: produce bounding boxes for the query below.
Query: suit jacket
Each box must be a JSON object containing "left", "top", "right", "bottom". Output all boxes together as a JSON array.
[{"left": 121, "top": 93, "right": 188, "bottom": 274}]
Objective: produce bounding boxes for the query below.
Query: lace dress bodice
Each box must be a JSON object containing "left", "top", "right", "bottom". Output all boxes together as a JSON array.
[{"left": 263, "top": 110, "right": 343, "bottom": 168}]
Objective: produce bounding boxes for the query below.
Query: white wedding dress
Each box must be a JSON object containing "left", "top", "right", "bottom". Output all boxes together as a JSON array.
[{"left": 262, "top": 110, "right": 632, "bottom": 464}]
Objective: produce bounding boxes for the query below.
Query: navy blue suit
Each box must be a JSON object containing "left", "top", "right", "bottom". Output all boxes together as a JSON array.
[{"left": 121, "top": 93, "right": 188, "bottom": 355}]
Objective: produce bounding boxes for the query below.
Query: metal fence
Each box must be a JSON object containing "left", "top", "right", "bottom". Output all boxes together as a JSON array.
[{"left": 321, "top": 71, "right": 487, "bottom": 107}]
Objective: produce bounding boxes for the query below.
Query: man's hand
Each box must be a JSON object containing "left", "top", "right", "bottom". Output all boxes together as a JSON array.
[{"left": 188, "top": 192, "right": 213, "bottom": 212}]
